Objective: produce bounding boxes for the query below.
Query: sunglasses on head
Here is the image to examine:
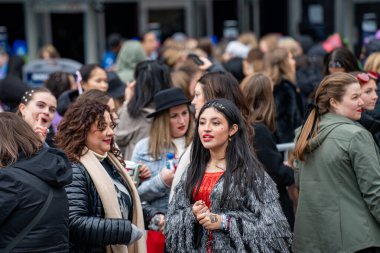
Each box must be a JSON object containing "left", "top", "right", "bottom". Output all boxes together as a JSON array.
[
  {"left": 328, "top": 60, "right": 343, "bottom": 68},
  {"left": 357, "top": 71, "right": 379, "bottom": 83}
]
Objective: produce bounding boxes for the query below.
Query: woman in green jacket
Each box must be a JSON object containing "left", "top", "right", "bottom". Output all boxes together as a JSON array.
[{"left": 293, "top": 72, "right": 380, "bottom": 253}]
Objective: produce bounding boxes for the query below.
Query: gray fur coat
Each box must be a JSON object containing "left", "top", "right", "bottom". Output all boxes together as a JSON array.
[{"left": 165, "top": 171, "right": 292, "bottom": 252}]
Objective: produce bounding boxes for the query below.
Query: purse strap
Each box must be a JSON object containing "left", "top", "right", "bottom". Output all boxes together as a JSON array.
[{"left": 2, "top": 188, "right": 53, "bottom": 253}]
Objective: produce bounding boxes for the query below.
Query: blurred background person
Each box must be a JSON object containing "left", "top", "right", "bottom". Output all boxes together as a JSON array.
[
  {"left": 241, "top": 73, "right": 296, "bottom": 229},
  {"left": 141, "top": 31, "right": 159, "bottom": 60},
  {"left": 115, "top": 60, "right": 172, "bottom": 160},
  {"left": 265, "top": 48, "right": 304, "bottom": 143},
  {"left": 116, "top": 40, "right": 146, "bottom": 83},
  {"left": 101, "top": 33, "right": 123, "bottom": 71},
  {"left": 352, "top": 71, "right": 380, "bottom": 147},
  {"left": 323, "top": 47, "right": 360, "bottom": 76},
  {"left": 39, "top": 44, "right": 60, "bottom": 60},
  {"left": 57, "top": 64, "right": 108, "bottom": 116}
]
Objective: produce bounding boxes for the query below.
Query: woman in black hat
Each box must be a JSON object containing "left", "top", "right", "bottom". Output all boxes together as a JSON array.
[
  {"left": 131, "top": 87, "right": 193, "bottom": 252},
  {"left": 131, "top": 87, "right": 194, "bottom": 229}
]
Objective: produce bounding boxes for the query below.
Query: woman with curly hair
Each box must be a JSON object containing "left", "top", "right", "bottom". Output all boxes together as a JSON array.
[{"left": 56, "top": 99, "right": 157, "bottom": 253}]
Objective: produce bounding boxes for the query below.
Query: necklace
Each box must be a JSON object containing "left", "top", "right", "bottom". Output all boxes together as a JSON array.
[
  {"left": 214, "top": 163, "right": 225, "bottom": 171},
  {"left": 207, "top": 157, "right": 226, "bottom": 171}
]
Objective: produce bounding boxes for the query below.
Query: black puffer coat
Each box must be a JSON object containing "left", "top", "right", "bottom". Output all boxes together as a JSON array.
[
  {"left": 66, "top": 162, "right": 160, "bottom": 253},
  {"left": 0, "top": 147, "right": 72, "bottom": 252}
]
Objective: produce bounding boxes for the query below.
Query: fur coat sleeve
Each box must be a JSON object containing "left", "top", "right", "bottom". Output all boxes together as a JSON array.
[{"left": 165, "top": 171, "right": 292, "bottom": 252}]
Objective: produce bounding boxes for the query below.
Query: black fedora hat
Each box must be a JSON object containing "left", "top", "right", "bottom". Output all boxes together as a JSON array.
[{"left": 147, "top": 87, "right": 190, "bottom": 118}]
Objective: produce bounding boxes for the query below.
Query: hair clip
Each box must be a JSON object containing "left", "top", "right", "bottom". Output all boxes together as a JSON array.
[
  {"left": 208, "top": 101, "right": 226, "bottom": 111},
  {"left": 357, "top": 72, "right": 370, "bottom": 83},
  {"left": 368, "top": 71, "right": 379, "bottom": 80},
  {"left": 22, "top": 90, "right": 35, "bottom": 103}
]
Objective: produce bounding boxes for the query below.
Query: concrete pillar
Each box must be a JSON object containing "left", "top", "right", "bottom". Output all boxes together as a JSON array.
[
  {"left": 24, "top": 0, "right": 38, "bottom": 60},
  {"left": 253, "top": 0, "right": 260, "bottom": 36},
  {"left": 335, "top": 0, "right": 353, "bottom": 49},
  {"left": 205, "top": 0, "right": 213, "bottom": 36},
  {"left": 84, "top": 3, "right": 98, "bottom": 63},
  {"left": 42, "top": 12, "right": 52, "bottom": 44},
  {"left": 288, "top": 0, "right": 301, "bottom": 37},
  {"left": 186, "top": 0, "right": 193, "bottom": 37}
]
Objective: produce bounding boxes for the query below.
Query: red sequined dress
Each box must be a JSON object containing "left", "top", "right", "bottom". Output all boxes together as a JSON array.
[{"left": 193, "top": 171, "right": 224, "bottom": 253}]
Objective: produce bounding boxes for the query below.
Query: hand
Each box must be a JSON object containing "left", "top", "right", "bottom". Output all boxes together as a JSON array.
[
  {"left": 192, "top": 200, "right": 208, "bottom": 218},
  {"left": 138, "top": 163, "right": 151, "bottom": 181},
  {"left": 157, "top": 214, "right": 165, "bottom": 232},
  {"left": 125, "top": 80, "right": 136, "bottom": 103},
  {"left": 197, "top": 56, "right": 213, "bottom": 71},
  {"left": 198, "top": 212, "right": 221, "bottom": 231},
  {"left": 33, "top": 114, "right": 48, "bottom": 142},
  {"left": 287, "top": 184, "right": 299, "bottom": 213},
  {"left": 283, "top": 160, "right": 293, "bottom": 168},
  {"left": 160, "top": 164, "right": 175, "bottom": 187}
]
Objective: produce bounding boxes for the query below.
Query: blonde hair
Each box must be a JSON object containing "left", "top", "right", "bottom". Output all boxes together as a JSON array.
[
  {"left": 259, "top": 33, "right": 280, "bottom": 53},
  {"left": 149, "top": 108, "right": 193, "bottom": 159},
  {"left": 241, "top": 73, "right": 276, "bottom": 132},
  {"left": 278, "top": 37, "right": 303, "bottom": 57},
  {"left": 39, "top": 44, "right": 60, "bottom": 59},
  {"left": 239, "top": 32, "right": 258, "bottom": 49},
  {"left": 294, "top": 73, "right": 358, "bottom": 161},
  {"left": 265, "top": 48, "right": 296, "bottom": 84},
  {"left": 364, "top": 52, "right": 380, "bottom": 73}
]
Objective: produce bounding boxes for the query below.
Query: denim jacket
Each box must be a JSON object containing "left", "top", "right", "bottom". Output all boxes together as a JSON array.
[{"left": 132, "top": 137, "right": 173, "bottom": 213}]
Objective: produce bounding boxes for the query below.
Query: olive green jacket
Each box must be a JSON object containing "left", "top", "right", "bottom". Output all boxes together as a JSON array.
[{"left": 293, "top": 113, "right": 380, "bottom": 253}]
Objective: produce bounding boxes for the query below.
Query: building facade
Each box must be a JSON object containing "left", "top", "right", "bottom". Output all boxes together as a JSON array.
[{"left": 0, "top": 0, "right": 379, "bottom": 63}]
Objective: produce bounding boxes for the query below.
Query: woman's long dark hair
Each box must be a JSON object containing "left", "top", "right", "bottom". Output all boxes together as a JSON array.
[
  {"left": 197, "top": 71, "right": 254, "bottom": 141},
  {"left": 127, "top": 60, "right": 172, "bottom": 118},
  {"left": 185, "top": 99, "right": 264, "bottom": 209}
]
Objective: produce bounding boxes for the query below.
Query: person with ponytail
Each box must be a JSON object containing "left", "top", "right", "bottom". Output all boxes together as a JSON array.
[{"left": 293, "top": 72, "right": 380, "bottom": 253}]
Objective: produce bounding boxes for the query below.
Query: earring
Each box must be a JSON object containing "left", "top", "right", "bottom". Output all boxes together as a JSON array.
[{"left": 228, "top": 136, "right": 231, "bottom": 142}]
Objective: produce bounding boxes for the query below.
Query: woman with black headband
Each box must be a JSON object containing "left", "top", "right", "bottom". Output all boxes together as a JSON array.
[{"left": 293, "top": 72, "right": 380, "bottom": 252}]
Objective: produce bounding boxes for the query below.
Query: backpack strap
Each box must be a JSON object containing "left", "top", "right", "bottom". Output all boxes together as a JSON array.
[{"left": 2, "top": 186, "right": 53, "bottom": 253}]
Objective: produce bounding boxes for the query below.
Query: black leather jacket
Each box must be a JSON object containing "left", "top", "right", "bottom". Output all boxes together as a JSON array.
[{"left": 66, "top": 162, "right": 161, "bottom": 253}]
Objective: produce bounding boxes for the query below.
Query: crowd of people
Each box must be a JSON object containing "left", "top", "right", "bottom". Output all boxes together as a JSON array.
[{"left": 1, "top": 29, "right": 380, "bottom": 253}]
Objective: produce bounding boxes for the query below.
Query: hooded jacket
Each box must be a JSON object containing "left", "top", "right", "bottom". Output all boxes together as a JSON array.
[
  {"left": 293, "top": 113, "right": 380, "bottom": 252},
  {"left": 116, "top": 40, "right": 146, "bottom": 83},
  {"left": 0, "top": 147, "right": 72, "bottom": 252}
]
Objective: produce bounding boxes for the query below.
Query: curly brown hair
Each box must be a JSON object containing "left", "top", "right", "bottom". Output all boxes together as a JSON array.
[{"left": 56, "top": 99, "right": 124, "bottom": 165}]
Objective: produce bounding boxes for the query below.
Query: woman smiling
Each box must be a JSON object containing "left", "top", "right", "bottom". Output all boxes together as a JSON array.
[{"left": 56, "top": 99, "right": 153, "bottom": 253}]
